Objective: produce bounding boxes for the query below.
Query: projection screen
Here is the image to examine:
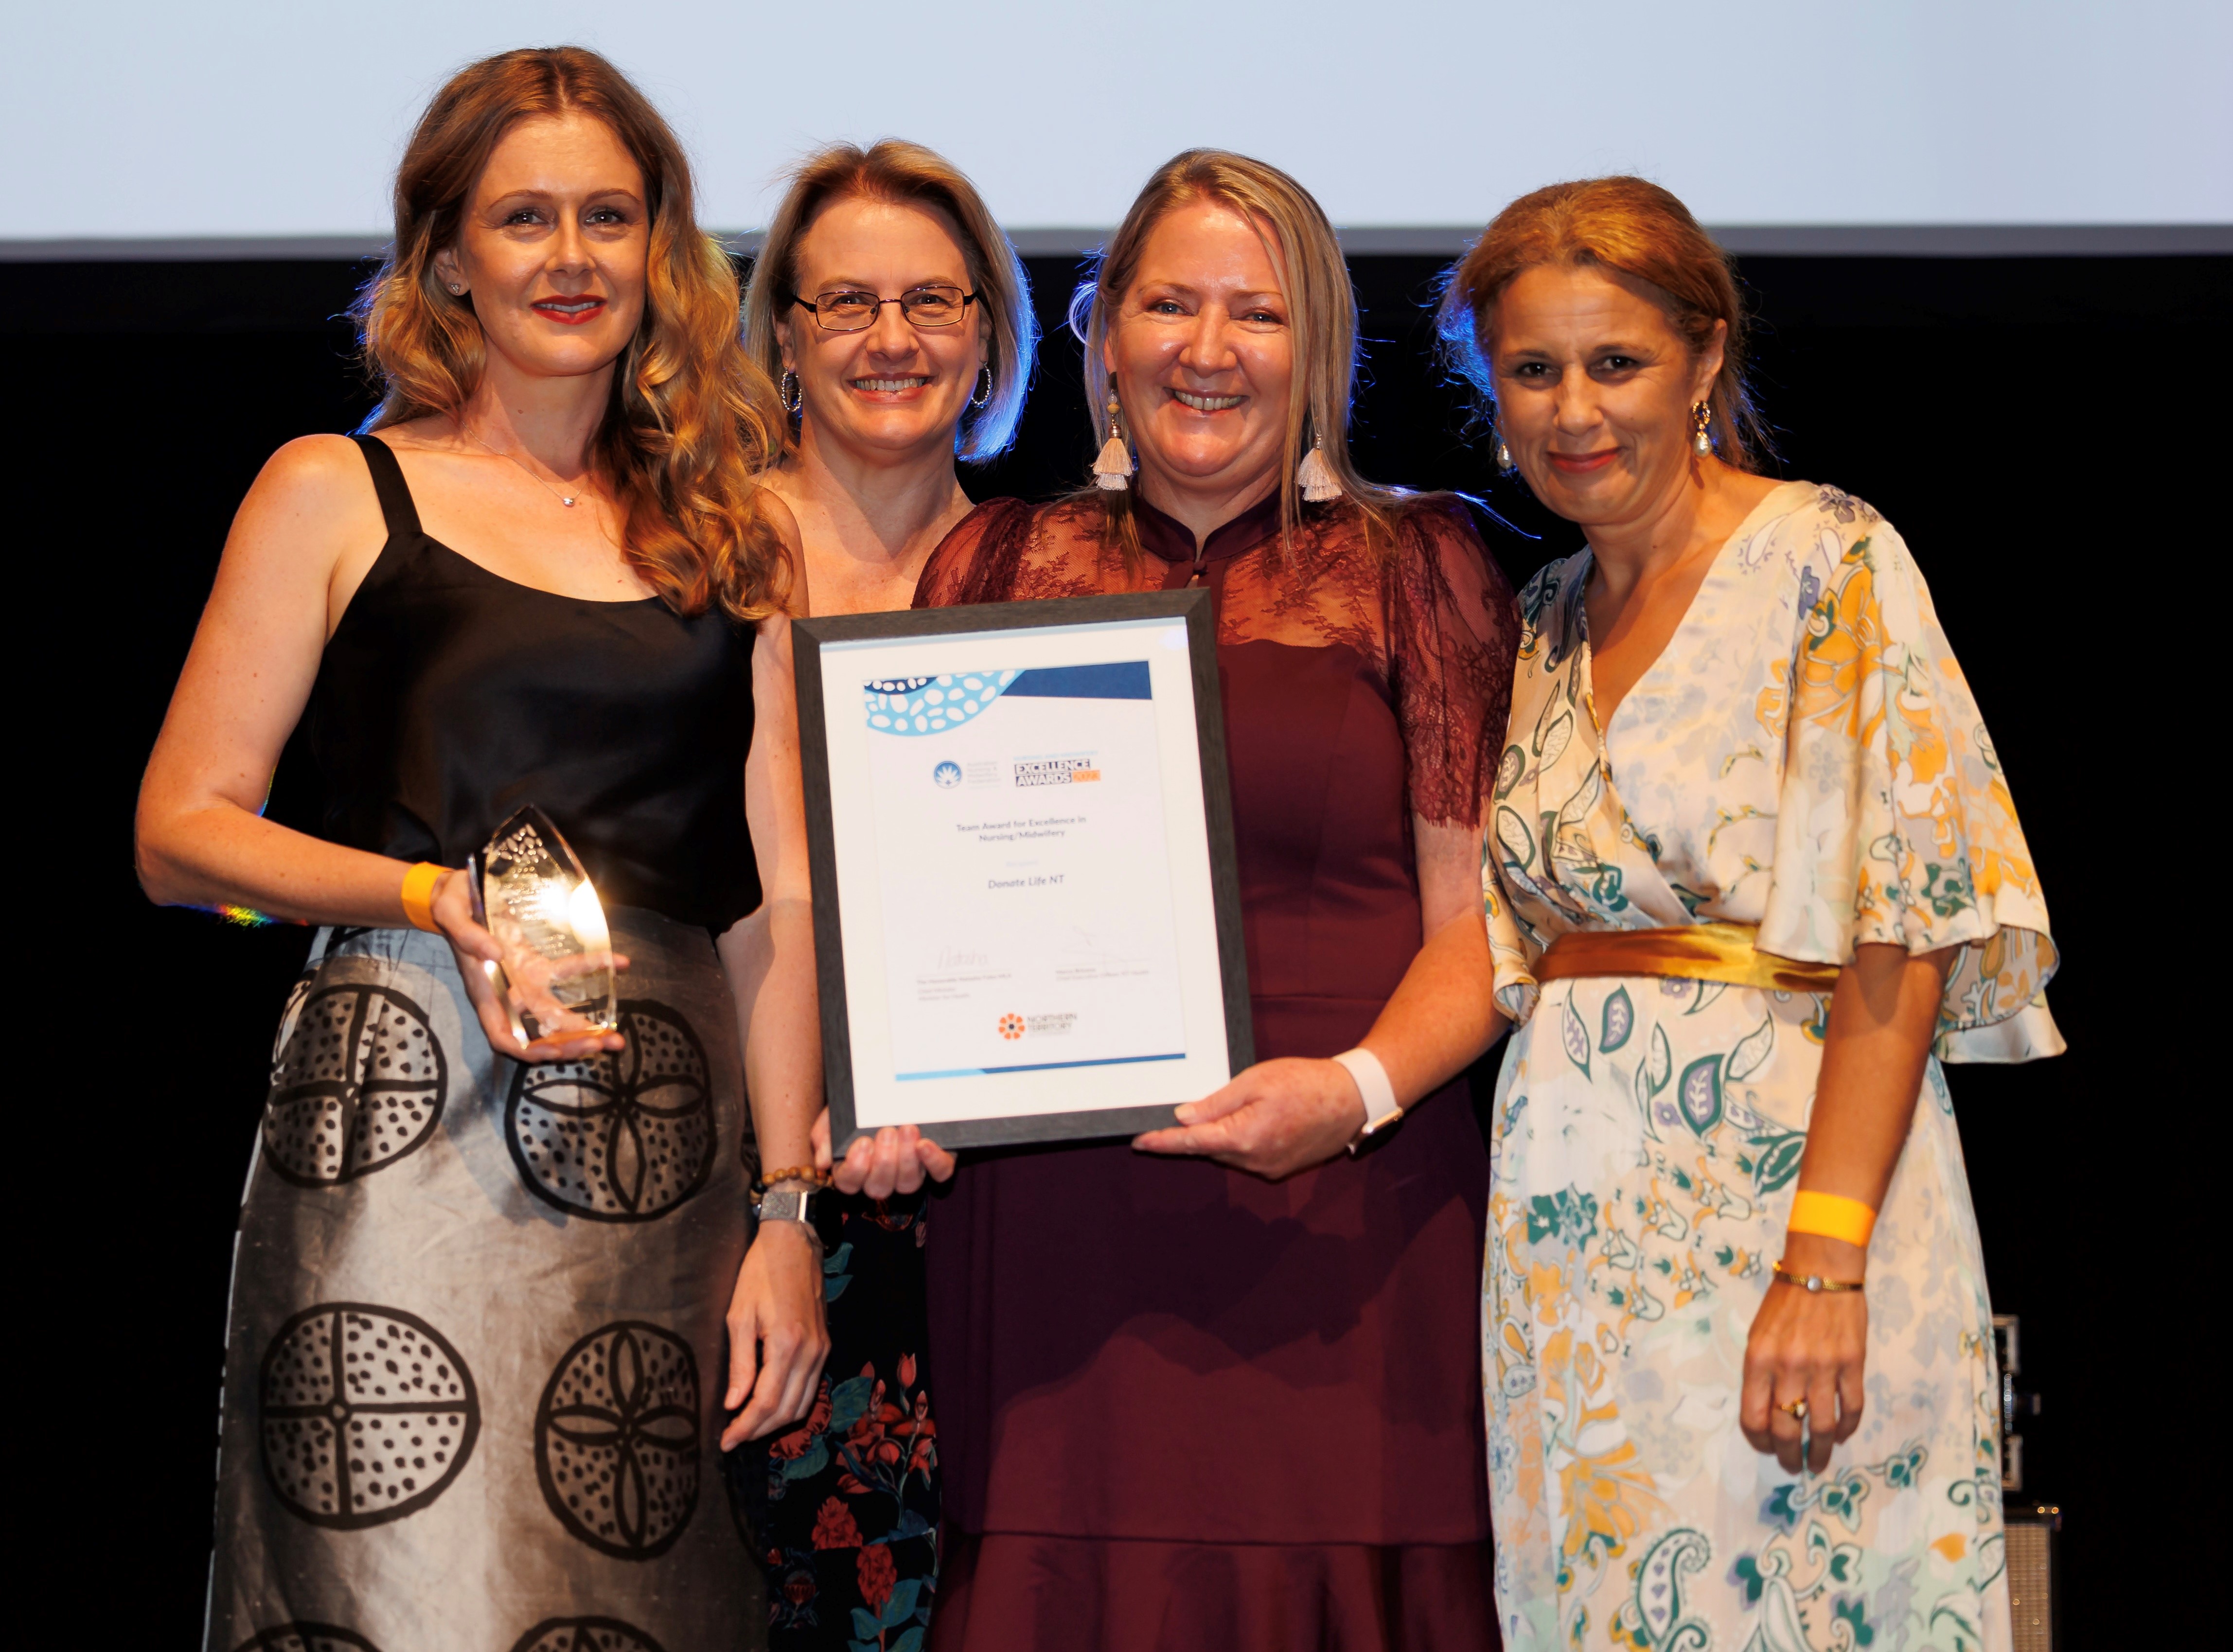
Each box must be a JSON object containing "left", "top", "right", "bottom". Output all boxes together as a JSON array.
[{"left": 7, "top": 0, "right": 2228, "bottom": 254}]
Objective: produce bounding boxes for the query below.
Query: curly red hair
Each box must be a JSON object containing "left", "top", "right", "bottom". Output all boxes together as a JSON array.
[{"left": 353, "top": 46, "right": 790, "bottom": 621}]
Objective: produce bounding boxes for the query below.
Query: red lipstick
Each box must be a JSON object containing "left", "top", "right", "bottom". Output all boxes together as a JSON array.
[
  {"left": 1547, "top": 449, "right": 1619, "bottom": 475},
  {"left": 532, "top": 295, "right": 606, "bottom": 325}
]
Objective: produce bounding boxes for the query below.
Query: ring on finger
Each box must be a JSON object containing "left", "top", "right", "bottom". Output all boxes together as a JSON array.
[{"left": 1778, "top": 1398, "right": 1808, "bottom": 1422}]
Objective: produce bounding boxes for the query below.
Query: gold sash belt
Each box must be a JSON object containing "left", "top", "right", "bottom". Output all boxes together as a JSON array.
[{"left": 1535, "top": 921, "right": 1841, "bottom": 994}]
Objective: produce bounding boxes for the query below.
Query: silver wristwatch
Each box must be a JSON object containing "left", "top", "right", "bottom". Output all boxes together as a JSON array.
[{"left": 754, "top": 1185, "right": 820, "bottom": 1234}]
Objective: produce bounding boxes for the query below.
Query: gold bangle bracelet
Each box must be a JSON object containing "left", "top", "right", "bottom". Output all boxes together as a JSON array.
[{"left": 1773, "top": 1262, "right": 1865, "bottom": 1293}]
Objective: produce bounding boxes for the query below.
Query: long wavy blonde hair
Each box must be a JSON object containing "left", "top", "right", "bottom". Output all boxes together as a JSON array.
[
  {"left": 353, "top": 46, "right": 791, "bottom": 621},
  {"left": 743, "top": 139, "right": 1037, "bottom": 462},
  {"left": 1071, "top": 149, "right": 1404, "bottom": 561}
]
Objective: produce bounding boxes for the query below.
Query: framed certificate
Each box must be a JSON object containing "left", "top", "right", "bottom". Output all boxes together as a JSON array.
[{"left": 795, "top": 590, "right": 1253, "bottom": 1153}]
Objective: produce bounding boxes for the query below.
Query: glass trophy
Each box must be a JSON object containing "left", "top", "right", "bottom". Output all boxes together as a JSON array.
[{"left": 468, "top": 805, "right": 619, "bottom": 1046}]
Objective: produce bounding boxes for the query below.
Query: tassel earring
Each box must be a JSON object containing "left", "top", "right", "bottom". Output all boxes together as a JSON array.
[
  {"left": 1093, "top": 379, "right": 1133, "bottom": 491},
  {"left": 1691, "top": 401, "right": 1713, "bottom": 455},
  {"left": 1297, "top": 438, "right": 1342, "bottom": 504}
]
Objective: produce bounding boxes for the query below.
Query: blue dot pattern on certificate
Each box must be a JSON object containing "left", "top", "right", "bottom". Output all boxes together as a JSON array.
[{"left": 864, "top": 670, "right": 1020, "bottom": 735}]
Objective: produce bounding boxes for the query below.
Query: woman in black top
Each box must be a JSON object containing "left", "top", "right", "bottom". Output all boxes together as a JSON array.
[{"left": 136, "top": 49, "right": 822, "bottom": 1651}]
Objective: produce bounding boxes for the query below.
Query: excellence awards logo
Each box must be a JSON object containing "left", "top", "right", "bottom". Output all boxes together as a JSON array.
[
  {"left": 1013, "top": 755, "right": 1102, "bottom": 787},
  {"left": 933, "top": 761, "right": 962, "bottom": 789},
  {"left": 998, "top": 1013, "right": 1025, "bottom": 1041}
]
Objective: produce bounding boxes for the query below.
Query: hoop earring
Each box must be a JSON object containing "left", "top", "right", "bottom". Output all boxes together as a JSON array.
[
  {"left": 1092, "top": 375, "right": 1133, "bottom": 491},
  {"left": 970, "top": 366, "right": 993, "bottom": 409},
  {"left": 780, "top": 371, "right": 802, "bottom": 417},
  {"left": 1691, "top": 401, "right": 1713, "bottom": 455}
]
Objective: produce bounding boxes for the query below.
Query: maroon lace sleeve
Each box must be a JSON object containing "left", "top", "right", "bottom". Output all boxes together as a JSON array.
[
  {"left": 1384, "top": 499, "right": 1519, "bottom": 827},
  {"left": 912, "top": 497, "right": 1041, "bottom": 608}
]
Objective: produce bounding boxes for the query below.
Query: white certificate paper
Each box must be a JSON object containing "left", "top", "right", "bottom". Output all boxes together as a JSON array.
[
  {"left": 865, "top": 660, "right": 1187, "bottom": 1081},
  {"left": 810, "top": 608, "right": 1242, "bottom": 1141}
]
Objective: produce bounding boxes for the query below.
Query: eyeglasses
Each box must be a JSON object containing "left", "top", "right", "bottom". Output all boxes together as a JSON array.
[{"left": 790, "top": 283, "right": 980, "bottom": 332}]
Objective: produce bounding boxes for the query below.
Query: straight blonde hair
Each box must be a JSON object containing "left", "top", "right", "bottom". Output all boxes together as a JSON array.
[
  {"left": 353, "top": 46, "right": 791, "bottom": 622},
  {"left": 1070, "top": 148, "right": 1403, "bottom": 560},
  {"left": 742, "top": 139, "right": 1036, "bottom": 462}
]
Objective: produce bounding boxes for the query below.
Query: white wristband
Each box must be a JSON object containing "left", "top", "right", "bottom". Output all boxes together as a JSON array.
[{"left": 1331, "top": 1047, "right": 1402, "bottom": 1152}]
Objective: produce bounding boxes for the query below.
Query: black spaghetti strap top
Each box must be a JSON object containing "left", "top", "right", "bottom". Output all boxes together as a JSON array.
[{"left": 303, "top": 435, "right": 759, "bottom": 931}]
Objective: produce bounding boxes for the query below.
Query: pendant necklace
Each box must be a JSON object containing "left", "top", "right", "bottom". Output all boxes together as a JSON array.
[{"left": 461, "top": 422, "right": 587, "bottom": 509}]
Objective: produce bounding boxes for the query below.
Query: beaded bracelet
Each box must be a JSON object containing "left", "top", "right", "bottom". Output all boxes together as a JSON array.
[{"left": 751, "top": 1164, "right": 832, "bottom": 1196}]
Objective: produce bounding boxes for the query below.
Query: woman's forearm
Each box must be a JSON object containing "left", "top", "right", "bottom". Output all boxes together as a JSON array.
[
  {"left": 1357, "top": 906, "right": 1507, "bottom": 1108},
  {"left": 1784, "top": 942, "right": 1954, "bottom": 1276},
  {"left": 719, "top": 898, "right": 822, "bottom": 1181},
  {"left": 1361, "top": 815, "right": 1506, "bottom": 1108},
  {"left": 731, "top": 608, "right": 824, "bottom": 1183},
  {"left": 136, "top": 791, "right": 421, "bottom": 927}
]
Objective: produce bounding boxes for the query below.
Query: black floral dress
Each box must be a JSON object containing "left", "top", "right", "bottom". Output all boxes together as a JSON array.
[{"left": 730, "top": 1190, "right": 939, "bottom": 1650}]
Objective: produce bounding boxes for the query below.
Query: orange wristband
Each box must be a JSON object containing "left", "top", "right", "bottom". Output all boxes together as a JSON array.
[
  {"left": 1787, "top": 1190, "right": 1877, "bottom": 1248},
  {"left": 399, "top": 862, "right": 446, "bottom": 933}
]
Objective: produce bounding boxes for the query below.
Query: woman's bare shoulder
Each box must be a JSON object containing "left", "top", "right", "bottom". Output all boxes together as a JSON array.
[
  {"left": 757, "top": 481, "right": 804, "bottom": 545},
  {"left": 253, "top": 431, "right": 372, "bottom": 493},
  {"left": 750, "top": 484, "right": 807, "bottom": 613},
  {"left": 232, "top": 434, "right": 386, "bottom": 545}
]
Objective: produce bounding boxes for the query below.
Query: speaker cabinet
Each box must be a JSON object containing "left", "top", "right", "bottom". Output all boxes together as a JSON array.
[{"left": 2004, "top": 1501, "right": 2061, "bottom": 1652}]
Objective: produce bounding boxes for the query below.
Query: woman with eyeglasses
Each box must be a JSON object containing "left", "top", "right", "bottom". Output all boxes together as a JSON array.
[
  {"left": 854, "top": 149, "right": 1520, "bottom": 1651},
  {"left": 733, "top": 139, "right": 1037, "bottom": 1650}
]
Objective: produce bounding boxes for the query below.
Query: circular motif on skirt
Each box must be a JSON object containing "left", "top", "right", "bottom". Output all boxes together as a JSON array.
[
  {"left": 233, "top": 1627, "right": 380, "bottom": 1652},
  {"left": 507, "top": 1001, "right": 713, "bottom": 1221},
  {"left": 507, "top": 1619, "right": 667, "bottom": 1652},
  {"left": 263, "top": 984, "right": 447, "bottom": 1187},
  {"left": 260, "top": 1302, "right": 479, "bottom": 1528},
  {"left": 535, "top": 1320, "right": 701, "bottom": 1559}
]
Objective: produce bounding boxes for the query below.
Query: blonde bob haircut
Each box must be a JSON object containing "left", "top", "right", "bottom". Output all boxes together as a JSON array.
[
  {"left": 1436, "top": 175, "right": 1772, "bottom": 471},
  {"left": 743, "top": 139, "right": 1037, "bottom": 462},
  {"left": 353, "top": 46, "right": 791, "bottom": 622},
  {"left": 1070, "top": 148, "right": 1404, "bottom": 559}
]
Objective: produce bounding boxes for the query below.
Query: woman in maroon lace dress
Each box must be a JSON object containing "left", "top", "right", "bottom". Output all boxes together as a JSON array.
[{"left": 876, "top": 150, "right": 1519, "bottom": 1650}]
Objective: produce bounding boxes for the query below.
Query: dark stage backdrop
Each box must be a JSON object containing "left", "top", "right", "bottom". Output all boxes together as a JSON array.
[{"left": 15, "top": 250, "right": 2216, "bottom": 1644}]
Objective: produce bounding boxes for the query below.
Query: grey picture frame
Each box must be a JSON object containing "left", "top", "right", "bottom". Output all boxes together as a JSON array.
[{"left": 794, "top": 588, "right": 1253, "bottom": 1154}]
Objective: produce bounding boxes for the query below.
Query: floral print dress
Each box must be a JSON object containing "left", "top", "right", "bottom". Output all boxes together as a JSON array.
[
  {"left": 737, "top": 1192, "right": 941, "bottom": 1652},
  {"left": 1480, "top": 482, "right": 2060, "bottom": 1652}
]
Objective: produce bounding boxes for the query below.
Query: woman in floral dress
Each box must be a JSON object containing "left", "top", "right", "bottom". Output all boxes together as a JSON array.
[{"left": 1440, "top": 177, "right": 2061, "bottom": 1650}]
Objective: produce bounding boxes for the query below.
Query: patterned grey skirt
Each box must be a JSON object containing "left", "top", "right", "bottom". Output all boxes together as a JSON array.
[{"left": 206, "top": 911, "right": 762, "bottom": 1652}]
